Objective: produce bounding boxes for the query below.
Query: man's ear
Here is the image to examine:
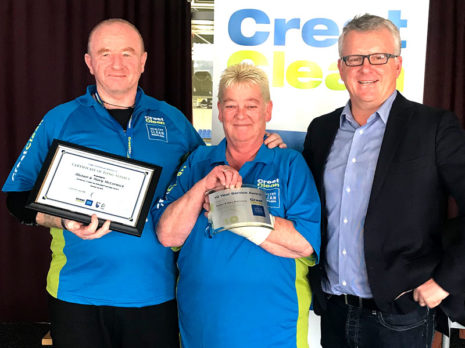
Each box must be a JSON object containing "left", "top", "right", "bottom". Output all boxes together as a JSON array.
[
  {"left": 84, "top": 53, "right": 94, "bottom": 75},
  {"left": 395, "top": 55, "right": 403, "bottom": 78},
  {"left": 140, "top": 51, "right": 148, "bottom": 73},
  {"left": 337, "top": 59, "right": 344, "bottom": 80},
  {"left": 217, "top": 102, "right": 224, "bottom": 123},
  {"left": 265, "top": 101, "right": 273, "bottom": 122}
]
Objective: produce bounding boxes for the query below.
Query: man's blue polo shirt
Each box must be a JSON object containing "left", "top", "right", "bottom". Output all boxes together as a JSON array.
[{"left": 2, "top": 85, "right": 204, "bottom": 307}]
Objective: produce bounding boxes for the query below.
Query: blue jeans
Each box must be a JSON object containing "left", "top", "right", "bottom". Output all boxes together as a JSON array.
[{"left": 321, "top": 295, "right": 435, "bottom": 348}]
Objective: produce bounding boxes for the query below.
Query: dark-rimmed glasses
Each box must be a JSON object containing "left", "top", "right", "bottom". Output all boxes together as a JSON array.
[{"left": 341, "top": 53, "right": 398, "bottom": 67}]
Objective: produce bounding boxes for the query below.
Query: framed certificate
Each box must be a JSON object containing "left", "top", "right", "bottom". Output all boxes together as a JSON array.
[{"left": 27, "top": 140, "right": 162, "bottom": 236}]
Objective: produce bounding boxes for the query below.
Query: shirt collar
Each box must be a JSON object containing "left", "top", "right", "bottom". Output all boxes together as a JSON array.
[
  {"left": 340, "top": 90, "right": 397, "bottom": 128},
  {"left": 210, "top": 138, "right": 273, "bottom": 166},
  {"left": 83, "top": 85, "right": 144, "bottom": 108},
  {"left": 210, "top": 138, "right": 228, "bottom": 165}
]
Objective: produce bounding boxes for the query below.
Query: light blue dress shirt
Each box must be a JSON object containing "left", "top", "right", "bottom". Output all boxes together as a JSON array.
[{"left": 322, "top": 91, "right": 397, "bottom": 298}]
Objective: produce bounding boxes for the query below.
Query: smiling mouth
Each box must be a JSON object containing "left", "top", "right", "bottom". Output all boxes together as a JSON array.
[{"left": 359, "top": 80, "right": 378, "bottom": 85}]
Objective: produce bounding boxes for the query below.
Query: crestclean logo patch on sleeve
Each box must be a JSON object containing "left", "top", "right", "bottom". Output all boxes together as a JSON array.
[{"left": 145, "top": 115, "right": 168, "bottom": 142}]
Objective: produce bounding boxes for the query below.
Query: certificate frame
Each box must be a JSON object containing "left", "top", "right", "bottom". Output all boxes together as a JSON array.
[{"left": 27, "top": 139, "right": 162, "bottom": 236}]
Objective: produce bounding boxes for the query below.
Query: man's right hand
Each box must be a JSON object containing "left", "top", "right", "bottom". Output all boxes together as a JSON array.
[
  {"left": 202, "top": 165, "right": 242, "bottom": 192},
  {"left": 201, "top": 165, "right": 242, "bottom": 216},
  {"left": 36, "top": 212, "right": 112, "bottom": 240}
]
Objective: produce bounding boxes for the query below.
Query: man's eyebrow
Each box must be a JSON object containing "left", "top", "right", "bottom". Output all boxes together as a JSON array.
[
  {"left": 96, "top": 47, "right": 137, "bottom": 55},
  {"left": 96, "top": 48, "right": 110, "bottom": 55},
  {"left": 245, "top": 98, "right": 260, "bottom": 103},
  {"left": 223, "top": 98, "right": 260, "bottom": 103}
]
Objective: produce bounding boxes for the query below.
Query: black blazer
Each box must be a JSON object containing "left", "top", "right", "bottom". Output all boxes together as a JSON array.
[{"left": 303, "top": 92, "right": 465, "bottom": 324}]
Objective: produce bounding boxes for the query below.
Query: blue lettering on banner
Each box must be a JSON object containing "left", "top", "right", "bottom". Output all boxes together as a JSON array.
[
  {"left": 301, "top": 18, "right": 339, "bottom": 47},
  {"left": 147, "top": 124, "right": 168, "bottom": 142},
  {"left": 251, "top": 204, "right": 265, "bottom": 217},
  {"left": 229, "top": 9, "right": 270, "bottom": 45},
  {"left": 263, "top": 188, "right": 280, "bottom": 208},
  {"left": 388, "top": 10, "right": 408, "bottom": 48},
  {"left": 274, "top": 18, "right": 300, "bottom": 45},
  {"left": 228, "top": 8, "right": 407, "bottom": 48}
]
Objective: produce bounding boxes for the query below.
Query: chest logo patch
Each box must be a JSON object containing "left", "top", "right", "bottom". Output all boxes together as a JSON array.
[
  {"left": 145, "top": 115, "right": 168, "bottom": 142},
  {"left": 257, "top": 178, "right": 281, "bottom": 208}
]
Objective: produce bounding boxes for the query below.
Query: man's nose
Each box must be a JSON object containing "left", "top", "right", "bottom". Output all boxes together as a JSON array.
[
  {"left": 236, "top": 106, "right": 246, "bottom": 118},
  {"left": 360, "top": 56, "right": 373, "bottom": 70},
  {"left": 111, "top": 55, "right": 123, "bottom": 68}
]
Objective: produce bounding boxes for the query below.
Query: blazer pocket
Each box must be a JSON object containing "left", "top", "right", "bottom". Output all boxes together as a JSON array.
[{"left": 390, "top": 288, "right": 422, "bottom": 314}]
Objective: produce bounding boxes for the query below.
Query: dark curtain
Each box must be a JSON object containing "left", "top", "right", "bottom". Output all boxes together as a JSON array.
[
  {"left": 423, "top": 2, "right": 465, "bottom": 335},
  {"left": 423, "top": 0, "right": 465, "bottom": 219},
  {"left": 0, "top": 0, "right": 192, "bottom": 321},
  {"left": 423, "top": 0, "right": 465, "bottom": 124}
]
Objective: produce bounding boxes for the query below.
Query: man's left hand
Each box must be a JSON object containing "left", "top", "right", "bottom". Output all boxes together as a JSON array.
[{"left": 413, "top": 278, "right": 449, "bottom": 308}]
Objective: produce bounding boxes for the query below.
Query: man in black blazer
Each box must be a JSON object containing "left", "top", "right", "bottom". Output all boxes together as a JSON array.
[{"left": 303, "top": 14, "right": 465, "bottom": 348}]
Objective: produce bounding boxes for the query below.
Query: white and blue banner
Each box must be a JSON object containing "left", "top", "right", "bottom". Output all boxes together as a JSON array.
[{"left": 211, "top": 0, "right": 430, "bottom": 151}]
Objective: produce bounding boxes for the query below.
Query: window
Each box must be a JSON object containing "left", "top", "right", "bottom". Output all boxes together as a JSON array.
[{"left": 192, "top": 0, "right": 214, "bottom": 144}]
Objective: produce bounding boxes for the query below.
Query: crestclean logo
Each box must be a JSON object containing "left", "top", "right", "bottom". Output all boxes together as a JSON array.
[
  {"left": 257, "top": 178, "right": 280, "bottom": 208},
  {"left": 257, "top": 178, "right": 279, "bottom": 189},
  {"left": 145, "top": 115, "right": 168, "bottom": 142},
  {"left": 145, "top": 115, "right": 165, "bottom": 125}
]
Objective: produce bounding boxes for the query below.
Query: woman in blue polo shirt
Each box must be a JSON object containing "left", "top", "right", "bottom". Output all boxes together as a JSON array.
[{"left": 155, "top": 63, "right": 321, "bottom": 348}]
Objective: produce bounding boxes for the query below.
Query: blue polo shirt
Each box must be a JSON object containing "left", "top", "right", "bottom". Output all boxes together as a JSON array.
[
  {"left": 156, "top": 139, "right": 321, "bottom": 348},
  {"left": 3, "top": 86, "right": 204, "bottom": 307}
]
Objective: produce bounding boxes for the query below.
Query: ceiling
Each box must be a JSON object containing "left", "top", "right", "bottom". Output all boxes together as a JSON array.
[{"left": 191, "top": 0, "right": 214, "bottom": 44}]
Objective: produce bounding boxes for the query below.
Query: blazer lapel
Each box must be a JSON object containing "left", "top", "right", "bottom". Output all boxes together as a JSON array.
[
  {"left": 367, "top": 93, "right": 414, "bottom": 207},
  {"left": 314, "top": 111, "right": 340, "bottom": 247},
  {"left": 316, "top": 111, "right": 341, "bottom": 191}
]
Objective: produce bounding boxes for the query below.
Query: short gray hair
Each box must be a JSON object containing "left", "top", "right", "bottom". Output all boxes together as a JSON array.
[
  {"left": 87, "top": 18, "right": 145, "bottom": 54},
  {"left": 218, "top": 63, "right": 270, "bottom": 103},
  {"left": 338, "top": 14, "right": 401, "bottom": 57}
]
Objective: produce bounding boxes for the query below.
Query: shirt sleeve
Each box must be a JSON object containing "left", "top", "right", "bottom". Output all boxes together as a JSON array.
[
  {"left": 174, "top": 106, "right": 204, "bottom": 156},
  {"left": 432, "top": 111, "right": 465, "bottom": 294},
  {"left": 185, "top": 122, "right": 205, "bottom": 154},
  {"left": 6, "top": 191, "right": 38, "bottom": 225},
  {"left": 2, "top": 110, "right": 62, "bottom": 192},
  {"left": 151, "top": 151, "right": 199, "bottom": 225}
]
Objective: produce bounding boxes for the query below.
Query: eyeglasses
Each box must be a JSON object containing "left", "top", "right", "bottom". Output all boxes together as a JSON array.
[{"left": 341, "top": 53, "right": 398, "bottom": 67}]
